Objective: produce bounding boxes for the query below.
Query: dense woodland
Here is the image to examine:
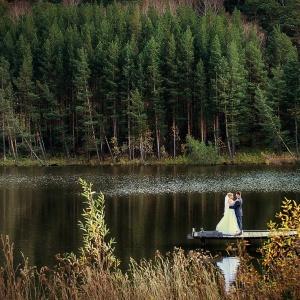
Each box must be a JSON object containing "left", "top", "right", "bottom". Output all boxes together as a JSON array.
[{"left": 0, "top": 0, "right": 299, "bottom": 165}]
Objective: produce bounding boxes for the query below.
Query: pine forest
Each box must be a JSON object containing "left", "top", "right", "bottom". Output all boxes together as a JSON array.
[{"left": 0, "top": 0, "right": 299, "bottom": 165}]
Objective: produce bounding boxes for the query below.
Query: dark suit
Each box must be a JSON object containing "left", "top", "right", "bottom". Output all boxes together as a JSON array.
[{"left": 229, "top": 197, "right": 243, "bottom": 232}]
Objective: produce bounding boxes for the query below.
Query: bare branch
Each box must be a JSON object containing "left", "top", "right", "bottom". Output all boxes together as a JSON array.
[{"left": 7, "top": 1, "right": 32, "bottom": 23}]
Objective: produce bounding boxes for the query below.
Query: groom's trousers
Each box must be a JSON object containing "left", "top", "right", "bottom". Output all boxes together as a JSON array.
[{"left": 237, "top": 216, "right": 243, "bottom": 232}]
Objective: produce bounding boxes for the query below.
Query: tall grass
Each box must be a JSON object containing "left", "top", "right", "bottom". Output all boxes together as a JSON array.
[
  {"left": 0, "top": 237, "right": 227, "bottom": 299},
  {"left": 1, "top": 182, "right": 299, "bottom": 299}
]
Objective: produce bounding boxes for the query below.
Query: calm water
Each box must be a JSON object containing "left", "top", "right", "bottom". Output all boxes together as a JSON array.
[{"left": 0, "top": 164, "right": 299, "bottom": 272}]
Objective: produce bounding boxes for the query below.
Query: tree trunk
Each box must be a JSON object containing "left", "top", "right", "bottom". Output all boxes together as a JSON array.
[
  {"left": 187, "top": 99, "right": 191, "bottom": 135},
  {"left": 85, "top": 89, "right": 101, "bottom": 164},
  {"left": 36, "top": 130, "right": 47, "bottom": 163},
  {"left": 224, "top": 111, "right": 233, "bottom": 160},
  {"left": 156, "top": 122, "right": 160, "bottom": 160},
  {"left": 7, "top": 129, "right": 18, "bottom": 166},
  {"left": 139, "top": 135, "right": 144, "bottom": 164},
  {"left": 23, "top": 135, "right": 45, "bottom": 165},
  {"left": 64, "top": 139, "right": 71, "bottom": 163},
  {"left": 295, "top": 117, "right": 299, "bottom": 159},
  {"left": 214, "top": 114, "right": 220, "bottom": 156},
  {"left": 200, "top": 106, "right": 206, "bottom": 143},
  {"left": 105, "top": 135, "right": 115, "bottom": 163},
  {"left": 2, "top": 119, "right": 6, "bottom": 160},
  {"left": 127, "top": 112, "right": 132, "bottom": 160},
  {"left": 172, "top": 120, "right": 176, "bottom": 158}
]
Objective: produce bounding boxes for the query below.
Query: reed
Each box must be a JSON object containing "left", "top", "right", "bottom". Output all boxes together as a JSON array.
[
  {"left": 0, "top": 240, "right": 227, "bottom": 299},
  {"left": 1, "top": 182, "right": 299, "bottom": 300}
]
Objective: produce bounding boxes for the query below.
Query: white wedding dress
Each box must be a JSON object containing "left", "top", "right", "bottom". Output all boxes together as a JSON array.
[{"left": 216, "top": 195, "right": 240, "bottom": 235}]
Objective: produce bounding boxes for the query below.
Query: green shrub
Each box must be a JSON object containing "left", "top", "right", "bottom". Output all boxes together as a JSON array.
[
  {"left": 231, "top": 199, "right": 300, "bottom": 299},
  {"left": 185, "top": 135, "right": 220, "bottom": 165}
]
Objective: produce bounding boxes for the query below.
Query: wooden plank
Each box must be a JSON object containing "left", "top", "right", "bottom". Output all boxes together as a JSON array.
[{"left": 187, "top": 229, "right": 298, "bottom": 240}]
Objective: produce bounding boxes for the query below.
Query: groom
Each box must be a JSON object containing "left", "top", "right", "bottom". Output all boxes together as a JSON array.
[{"left": 230, "top": 191, "right": 243, "bottom": 235}]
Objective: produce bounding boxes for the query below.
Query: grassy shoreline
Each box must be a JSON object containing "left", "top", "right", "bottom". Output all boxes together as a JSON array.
[{"left": 0, "top": 150, "right": 298, "bottom": 167}]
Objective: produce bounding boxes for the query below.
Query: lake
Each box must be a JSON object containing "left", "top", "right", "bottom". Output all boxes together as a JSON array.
[{"left": 0, "top": 164, "right": 299, "bottom": 272}]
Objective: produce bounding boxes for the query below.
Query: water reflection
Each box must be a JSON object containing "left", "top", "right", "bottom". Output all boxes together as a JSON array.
[
  {"left": 216, "top": 257, "right": 240, "bottom": 292},
  {"left": 0, "top": 165, "right": 299, "bottom": 196},
  {"left": 0, "top": 165, "right": 299, "bottom": 271}
]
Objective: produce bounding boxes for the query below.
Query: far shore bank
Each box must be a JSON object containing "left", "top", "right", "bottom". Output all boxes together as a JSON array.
[{"left": 0, "top": 150, "right": 298, "bottom": 167}]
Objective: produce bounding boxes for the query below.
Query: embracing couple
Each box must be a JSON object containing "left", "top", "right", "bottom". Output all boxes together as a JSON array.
[{"left": 216, "top": 191, "right": 243, "bottom": 236}]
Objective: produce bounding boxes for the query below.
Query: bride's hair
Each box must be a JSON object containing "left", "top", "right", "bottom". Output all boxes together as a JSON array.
[{"left": 224, "top": 192, "right": 234, "bottom": 212}]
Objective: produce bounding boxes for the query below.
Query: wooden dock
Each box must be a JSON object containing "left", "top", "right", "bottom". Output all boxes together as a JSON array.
[{"left": 187, "top": 229, "right": 298, "bottom": 245}]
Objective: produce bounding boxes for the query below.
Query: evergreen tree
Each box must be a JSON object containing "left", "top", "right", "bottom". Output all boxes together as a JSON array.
[
  {"left": 0, "top": 56, "right": 18, "bottom": 163},
  {"left": 268, "top": 26, "right": 294, "bottom": 68},
  {"left": 38, "top": 22, "right": 66, "bottom": 156},
  {"left": 244, "top": 35, "right": 268, "bottom": 145},
  {"left": 283, "top": 45, "right": 300, "bottom": 158},
  {"left": 106, "top": 2, "right": 127, "bottom": 42},
  {"left": 0, "top": 84, "right": 19, "bottom": 165},
  {"left": 1, "top": 30, "right": 15, "bottom": 65},
  {"left": 255, "top": 85, "right": 295, "bottom": 159},
  {"left": 267, "top": 27, "right": 298, "bottom": 155},
  {"left": 20, "top": 14, "right": 39, "bottom": 77},
  {"left": 127, "top": 3, "right": 142, "bottom": 42},
  {"left": 93, "top": 40, "right": 106, "bottom": 151},
  {"left": 208, "top": 34, "right": 223, "bottom": 153},
  {"left": 216, "top": 57, "right": 231, "bottom": 157},
  {"left": 73, "top": 47, "right": 100, "bottom": 163},
  {"left": 268, "top": 65, "right": 287, "bottom": 153},
  {"left": 39, "top": 22, "right": 64, "bottom": 95},
  {"left": 13, "top": 39, "right": 46, "bottom": 163},
  {"left": 101, "top": 38, "right": 121, "bottom": 140},
  {"left": 141, "top": 36, "right": 164, "bottom": 159},
  {"left": 255, "top": 85, "right": 281, "bottom": 147},
  {"left": 120, "top": 39, "right": 138, "bottom": 160},
  {"left": 194, "top": 59, "right": 207, "bottom": 143},
  {"left": 194, "top": 15, "right": 209, "bottom": 67},
  {"left": 177, "top": 26, "right": 194, "bottom": 137},
  {"left": 80, "top": 23, "right": 94, "bottom": 63},
  {"left": 128, "top": 88, "right": 147, "bottom": 162},
  {"left": 162, "top": 33, "right": 179, "bottom": 158},
  {"left": 36, "top": 81, "right": 70, "bottom": 159},
  {"left": 226, "top": 39, "right": 247, "bottom": 157},
  {"left": 64, "top": 25, "right": 80, "bottom": 143}
]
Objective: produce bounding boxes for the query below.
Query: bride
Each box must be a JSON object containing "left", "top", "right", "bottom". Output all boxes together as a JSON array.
[{"left": 216, "top": 192, "right": 240, "bottom": 235}]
